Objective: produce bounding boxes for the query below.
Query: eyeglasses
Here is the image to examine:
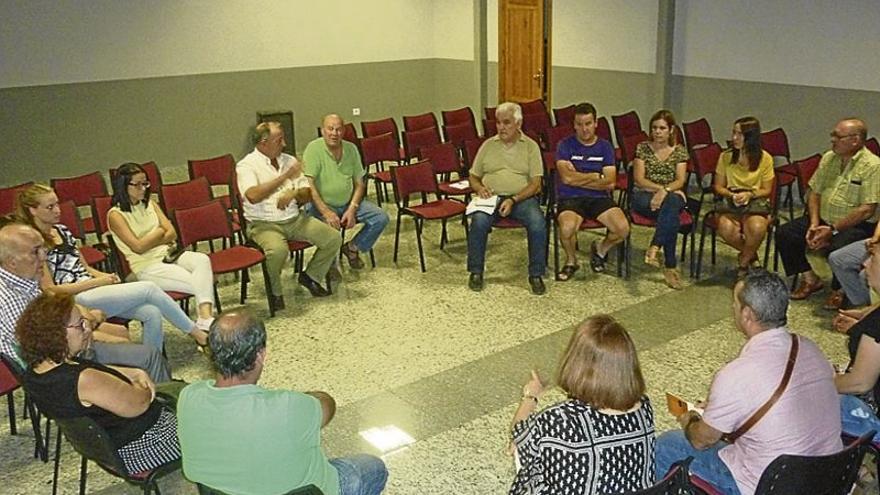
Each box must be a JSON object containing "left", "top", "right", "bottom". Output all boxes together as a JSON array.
[
  {"left": 830, "top": 132, "right": 858, "bottom": 140},
  {"left": 66, "top": 318, "right": 91, "bottom": 333},
  {"left": 128, "top": 181, "right": 151, "bottom": 189}
]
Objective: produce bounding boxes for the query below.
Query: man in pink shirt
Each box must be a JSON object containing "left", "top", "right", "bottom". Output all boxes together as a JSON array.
[{"left": 655, "top": 269, "right": 842, "bottom": 495}]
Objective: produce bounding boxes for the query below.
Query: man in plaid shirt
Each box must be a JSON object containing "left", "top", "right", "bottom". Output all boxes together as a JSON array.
[{"left": 0, "top": 222, "right": 170, "bottom": 382}]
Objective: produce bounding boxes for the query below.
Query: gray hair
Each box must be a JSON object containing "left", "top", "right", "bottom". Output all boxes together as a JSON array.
[
  {"left": 208, "top": 310, "right": 267, "bottom": 378},
  {"left": 738, "top": 269, "right": 789, "bottom": 329},
  {"left": 496, "top": 102, "right": 523, "bottom": 123}
]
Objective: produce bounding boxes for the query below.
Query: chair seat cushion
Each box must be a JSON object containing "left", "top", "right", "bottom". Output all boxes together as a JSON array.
[
  {"left": 370, "top": 170, "right": 392, "bottom": 183},
  {"left": 438, "top": 182, "right": 472, "bottom": 196},
  {"left": 494, "top": 217, "right": 522, "bottom": 228},
  {"left": 81, "top": 246, "right": 106, "bottom": 266},
  {"left": 631, "top": 210, "right": 694, "bottom": 227},
  {"left": 288, "top": 240, "right": 313, "bottom": 251},
  {"left": 616, "top": 174, "right": 628, "bottom": 190},
  {"left": 405, "top": 200, "right": 466, "bottom": 220},
  {"left": 208, "top": 246, "right": 265, "bottom": 274},
  {"left": 82, "top": 217, "right": 96, "bottom": 233},
  {"left": 166, "top": 291, "right": 191, "bottom": 302}
]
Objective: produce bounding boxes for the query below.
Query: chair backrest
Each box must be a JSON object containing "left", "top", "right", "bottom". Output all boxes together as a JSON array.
[
  {"left": 402, "top": 127, "right": 442, "bottom": 160},
  {"left": 682, "top": 118, "right": 714, "bottom": 151},
  {"left": 552, "top": 104, "right": 576, "bottom": 127},
  {"left": 463, "top": 137, "right": 488, "bottom": 168},
  {"left": 866, "top": 136, "right": 880, "bottom": 156},
  {"left": 753, "top": 431, "right": 873, "bottom": 494},
  {"left": 172, "top": 199, "right": 234, "bottom": 247},
  {"left": 390, "top": 161, "right": 439, "bottom": 206},
  {"left": 361, "top": 132, "right": 402, "bottom": 166},
  {"left": 0, "top": 181, "right": 34, "bottom": 216},
  {"left": 443, "top": 122, "right": 479, "bottom": 149},
  {"left": 361, "top": 117, "right": 400, "bottom": 145},
  {"left": 58, "top": 200, "right": 87, "bottom": 241},
  {"left": 605, "top": 457, "right": 695, "bottom": 495},
  {"left": 56, "top": 415, "right": 129, "bottom": 477},
  {"left": 441, "top": 107, "right": 476, "bottom": 129},
  {"left": 596, "top": 116, "right": 614, "bottom": 144},
  {"left": 419, "top": 143, "right": 461, "bottom": 175},
  {"left": 544, "top": 124, "right": 574, "bottom": 153},
  {"left": 692, "top": 142, "right": 723, "bottom": 182},
  {"left": 109, "top": 161, "right": 165, "bottom": 206},
  {"left": 161, "top": 177, "right": 213, "bottom": 213},
  {"left": 522, "top": 111, "right": 552, "bottom": 139},
  {"left": 611, "top": 111, "right": 644, "bottom": 148},
  {"left": 520, "top": 98, "right": 546, "bottom": 115},
  {"left": 484, "top": 106, "right": 497, "bottom": 120},
  {"left": 188, "top": 154, "right": 236, "bottom": 187},
  {"left": 621, "top": 132, "right": 649, "bottom": 165},
  {"left": 51, "top": 172, "right": 108, "bottom": 207},
  {"left": 482, "top": 118, "right": 498, "bottom": 137},
  {"left": 403, "top": 112, "right": 439, "bottom": 133},
  {"left": 197, "top": 482, "right": 323, "bottom": 495},
  {"left": 90, "top": 195, "right": 114, "bottom": 240},
  {"left": 0, "top": 353, "right": 20, "bottom": 396},
  {"left": 760, "top": 128, "right": 791, "bottom": 162},
  {"left": 793, "top": 153, "right": 822, "bottom": 191},
  {"left": 106, "top": 234, "right": 133, "bottom": 279}
]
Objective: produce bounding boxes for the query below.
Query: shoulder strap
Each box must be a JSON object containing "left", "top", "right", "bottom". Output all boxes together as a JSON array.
[{"left": 723, "top": 333, "right": 799, "bottom": 443}]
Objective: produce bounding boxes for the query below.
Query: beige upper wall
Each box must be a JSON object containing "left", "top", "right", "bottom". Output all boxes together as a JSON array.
[{"left": 673, "top": 0, "right": 880, "bottom": 91}]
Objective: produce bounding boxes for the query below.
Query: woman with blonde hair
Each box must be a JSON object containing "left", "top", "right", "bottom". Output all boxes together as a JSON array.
[
  {"left": 15, "top": 183, "right": 209, "bottom": 350},
  {"left": 509, "top": 315, "right": 655, "bottom": 495}
]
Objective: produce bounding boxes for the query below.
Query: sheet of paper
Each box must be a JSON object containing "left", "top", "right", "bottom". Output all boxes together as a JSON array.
[
  {"left": 466, "top": 195, "right": 498, "bottom": 216},
  {"left": 449, "top": 179, "right": 470, "bottom": 190},
  {"left": 666, "top": 392, "right": 704, "bottom": 417}
]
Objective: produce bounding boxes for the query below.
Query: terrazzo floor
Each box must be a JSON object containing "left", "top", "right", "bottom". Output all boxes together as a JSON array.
[{"left": 0, "top": 192, "right": 872, "bottom": 494}]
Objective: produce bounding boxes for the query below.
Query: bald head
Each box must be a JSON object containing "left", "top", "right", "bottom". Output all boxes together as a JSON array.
[
  {"left": 207, "top": 309, "right": 267, "bottom": 380},
  {"left": 841, "top": 118, "right": 868, "bottom": 143},
  {"left": 832, "top": 118, "right": 868, "bottom": 158},
  {"left": 321, "top": 113, "right": 345, "bottom": 150},
  {"left": 0, "top": 223, "right": 45, "bottom": 279}
]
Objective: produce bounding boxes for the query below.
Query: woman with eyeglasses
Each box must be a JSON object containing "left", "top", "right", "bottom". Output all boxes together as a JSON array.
[
  {"left": 108, "top": 163, "right": 216, "bottom": 329},
  {"left": 14, "top": 183, "right": 209, "bottom": 351},
  {"left": 17, "top": 292, "right": 181, "bottom": 475}
]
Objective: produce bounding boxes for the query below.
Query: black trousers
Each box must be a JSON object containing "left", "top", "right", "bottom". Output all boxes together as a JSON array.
[{"left": 775, "top": 215, "right": 874, "bottom": 289}]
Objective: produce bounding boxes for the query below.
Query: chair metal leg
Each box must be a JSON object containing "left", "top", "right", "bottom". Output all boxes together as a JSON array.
[
  {"left": 393, "top": 213, "right": 402, "bottom": 263},
  {"left": 697, "top": 222, "right": 708, "bottom": 280},
  {"left": 260, "top": 261, "right": 275, "bottom": 317},
  {"left": 6, "top": 393, "right": 16, "bottom": 435},
  {"left": 415, "top": 218, "right": 427, "bottom": 273},
  {"left": 52, "top": 427, "right": 62, "bottom": 495},
  {"left": 214, "top": 285, "right": 223, "bottom": 313},
  {"left": 79, "top": 454, "right": 88, "bottom": 495}
]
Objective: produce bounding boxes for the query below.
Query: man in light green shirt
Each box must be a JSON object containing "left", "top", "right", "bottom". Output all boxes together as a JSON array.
[
  {"left": 177, "top": 310, "right": 388, "bottom": 495},
  {"left": 303, "top": 115, "right": 389, "bottom": 270}
]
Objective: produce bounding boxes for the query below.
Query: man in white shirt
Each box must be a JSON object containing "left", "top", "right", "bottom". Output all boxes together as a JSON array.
[{"left": 237, "top": 122, "right": 341, "bottom": 311}]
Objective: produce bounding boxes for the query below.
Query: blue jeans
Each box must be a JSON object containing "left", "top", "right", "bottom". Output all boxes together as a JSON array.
[
  {"left": 466, "top": 197, "right": 547, "bottom": 277},
  {"left": 828, "top": 240, "right": 871, "bottom": 307},
  {"left": 655, "top": 430, "right": 740, "bottom": 495},
  {"left": 75, "top": 281, "right": 195, "bottom": 350},
  {"left": 631, "top": 190, "right": 684, "bottom": 268},
  {"left": 306, "top": 201, "right": 390, "bottom": 252},
  {"left": 840, "top": 394, "right": 880, "bottom": 443},
  {"left": 329, "top": 454, "right": 388, "bottom": 495}
]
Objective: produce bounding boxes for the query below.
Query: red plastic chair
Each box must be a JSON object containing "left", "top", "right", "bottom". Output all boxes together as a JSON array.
[
  {"left": 0, "top": 181, "right": 34, "bottom": 216},
  {"left": 403, "top": 112, "right": 439, "bottom": 133},
  {"left": 188, "top": 154, "right": 235, "bottom": 210},
  {"left": 419, "top": 143, "right": 472, "bottom": 198},
  {"left": 441, "top": 107, "right": 477, "bottom": 130},
  {"left": 795, "top": 153, "right": 822, "bottom": 192},
  {"left": 611, "top": 111, "right": 644, "bottom": 152},
  {"left": 390, "top": 161, "right": 467, "bottom": 272},
  {"left": 617, "top": 132, "right": 649, "bottom": 206},
  {"left": 761, "top": 128, "right": 792, "bottom": 163},
  {"left": 172, "top": 200, "right": 274, "bottom": 316},
  {"left": 552, "top": 105, "right": 576, "bottom": 127},
  {"left": 110, "top": 162, "right": 165, "bottom": 207},
  {"left": 0, "top": 358, "right": 20, "bottom": 435},
  {"left": 682, "top": 117, "right": 714, "bottom": 152},
  {"left": 483, "top": 106, "right": 497, "bottom": 120},
  {"left": 866, "top": 137, "right": 880, "bottom": 156},
  {"left": 543, "top": 125, "right": 574, "bottom": 154},
  {"left": 361, "top": 132, "right": 404, "bottom": 206},
  {"left": 522, "top": 112, "right": 552, "bottom": 148},
  {"left": 443, "top": 122, "right": 479, "bottom": 151},
  {"left": 402, "top": 127, "right": 442, "bottom": 163},
  {"left": 691, "top": 142, "right": 723, "bottom": 204},
  {"left": 51, "top": 172, "right": 107, "bottom": 234},
  {"left": 597, "top": 116, "right": 623, "bottom": 163},
  {"left": 463, "top": 137, "right": 488, "bottom": 169},
  {"left": 482, "top": 118, "right": 498, "bottom": 138},
  {"left": 58, "top": 200, "right": 107, "bottom": 270},
  {"left": 361, "top": 117, "right": 400, "bottom": 144},
  {"left": 161, "top": 177, "right": 213, "bottom": 214},
  {"left": 520, "top": 99, "right": 547, "bottom": 115}
]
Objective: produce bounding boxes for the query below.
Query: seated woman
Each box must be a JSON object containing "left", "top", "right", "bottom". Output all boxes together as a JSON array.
[
  {"left": 17, "top": 292, "right": 180, "bottom": 475},
  {"left": 509, "top": 315, "right": 655, "bottom": 495},
  {"left": 712, "top": 116, "right": 775, "bottom": 278},
  {"left": 15, "top": 184, "right": 208, "bottom": 350},
  {"left": 108, "top": 163, "right": 215, "bottom": 329},
  {"left": 631, "top": 109, "right": 690, "bottom": 289},
  {"left": 836, "top": 240, "right": 880, "bottom": 442}
]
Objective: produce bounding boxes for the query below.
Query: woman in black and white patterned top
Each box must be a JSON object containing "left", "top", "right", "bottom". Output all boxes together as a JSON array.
[{"left": 510, "top": 315, "right": 656, "bottom": 495}]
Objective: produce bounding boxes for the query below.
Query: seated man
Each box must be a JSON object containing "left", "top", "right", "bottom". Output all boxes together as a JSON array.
[
  {"left": 555, "top": 102, "right": 629, "bottom": 277},
  {"left": 177, "top": 310, "right": 388, "bottom": 495},
  {"left": 467, "top": 102, "right": 547, "bottom": 295},
  {"left": 303, "top": 114, "right": 389, "bottom": 269},
  {"left": 776, "top": 118, "right": 880, "bottom": 308},
  {"left": 237, "top": 121, "right": 342, "bottom": 311},
  {"left": 655, "top": 269, "right": 842, "bottom": 495},
  {"left": 0, "top": 223, "right": 170, "bottom": 382}
]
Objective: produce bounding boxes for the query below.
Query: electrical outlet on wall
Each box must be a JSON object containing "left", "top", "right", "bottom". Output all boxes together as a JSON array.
[{"left": 352, "top": 108, "right": 361, "bottom": 116}]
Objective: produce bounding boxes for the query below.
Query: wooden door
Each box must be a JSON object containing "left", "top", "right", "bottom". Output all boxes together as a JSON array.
[{"left": 498, "top": 0, "right": 551, "bottom": 105}]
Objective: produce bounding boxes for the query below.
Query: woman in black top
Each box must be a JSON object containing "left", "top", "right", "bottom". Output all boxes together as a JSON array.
[{"left": 17, "top": 292, "right": 180, "bottom": 474}]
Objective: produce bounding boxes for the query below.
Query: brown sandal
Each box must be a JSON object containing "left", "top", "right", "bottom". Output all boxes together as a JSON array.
[
  {"left": 342, "top": 241, "right": 364, "bottom": 269},
  {"left": 557, "top": 264, "right": 580, "bottom": 281}
]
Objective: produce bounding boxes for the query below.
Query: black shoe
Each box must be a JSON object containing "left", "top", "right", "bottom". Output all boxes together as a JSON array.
[
  {"left": 269, "top": 295, "right": 286, "bottom": 311},
  {"left": 298, "top": 273, "right": 330, "bottom": 297},
  {"left": 468, "top": 273, "right": 484, "bottom": 292},
  {"left": 528, "top": 276, "right": 546, "bottom": 295},
  {"left": 327, "top": 265, "right": 343, "bottom": 282},
  {"left": 590, "top": 241, "right": 607, "bottom": 273}
]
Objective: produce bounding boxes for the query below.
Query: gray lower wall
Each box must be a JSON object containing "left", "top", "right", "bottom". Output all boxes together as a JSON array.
[{"left": 2, "top": 60, "right": 879, "bottom": 188}]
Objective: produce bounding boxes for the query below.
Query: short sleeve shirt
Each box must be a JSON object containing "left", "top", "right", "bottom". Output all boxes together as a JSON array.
[
  {"left": 236, "top": 149, "right": 310, "bottom": 222},
  {"left": 555, "top": 136, "right": 616, "bottom": 200},
  {"left": 0, "top": 267, "right": 41, "bottom": 362},
  {"left": 177, "top": 380, "right": 340, "bottom": 495},
  {"left": 302, "top": 138, "right": 365, "bottom": 208},
  {"left": 471, "top": 134, "right": 543, "bottom": 196},
  {"left": 635, "top": 142, "right": 688, "bottom": 189},
  {"left": 702, "top": 328, "right": 842, "bottom": 495},
  {"left": 715, "top": 150, "right": 775, "bottom": 192},
  {"left": 808, "top": 147, "right": 880, "bottom": 224}
]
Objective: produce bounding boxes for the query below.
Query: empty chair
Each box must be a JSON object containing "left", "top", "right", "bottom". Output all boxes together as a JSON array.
[
  {"left": 611, "top": 111, "right": 644, "bottom": 151},
  {"left": 402, "top": 126, "right": 442, "bottom": 162},
  {"left": 188, "top": 154, "right": 236, "bottom": 209},
  {"left": 682, "top": 118, "right": 714, "bottom": 152},
  {"left": 161, "top": 177, "right": 213, "bottom": 214},
  {"left": 552, "top": 104, "right": 576, "bottom": 128},
  {"left": 443, "top": 122, "right": 479, "bottom": 151},
  {"left": 403, "top": 112, "right": 439, "bottom": 132},
  {"left": 361, "top": 117, "right": 400, "bottom": 145},
  {"left": 361, "top": 132, "right": 404, "bottom": 205},
  {"left": 522, "top": 111, "right": 552, "bottom": 146},
  {"left": 51, "top": 172, "right": 107, "bottom": 234},
  {"left": 58, "top": 200, "right": 107, "bottom": 270},
  {"left": 520, "top": 98, "right": 547, "bottom": 115},
  {"left": 419, "top": 142, "right": 472, "bottom": 198},
  {"left": 441, "top": 106, "right": 477, "bottom": 130},
  {"left": 0, "top": 181, "right": 34, "bottom": 216},
  {"left": 543, "top": 124, "right": 574, "bottom": 154}
]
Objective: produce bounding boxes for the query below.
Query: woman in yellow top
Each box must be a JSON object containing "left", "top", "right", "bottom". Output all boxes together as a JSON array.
[{"left": 712, "top": 116, "right": 775, "bottom": 277}]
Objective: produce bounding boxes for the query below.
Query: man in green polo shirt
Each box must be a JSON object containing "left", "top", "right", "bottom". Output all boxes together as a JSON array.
[{"left": 303, "top": 114, "right": 389, "bottom": 269}]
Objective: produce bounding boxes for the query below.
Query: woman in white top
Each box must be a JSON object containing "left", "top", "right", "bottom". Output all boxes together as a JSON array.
[{"left": 108, "top": 163, "right": 215, "bottom": 328}]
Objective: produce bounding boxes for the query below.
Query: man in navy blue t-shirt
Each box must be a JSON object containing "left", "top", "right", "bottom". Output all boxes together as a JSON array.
[{"left": 554, "top": 103, "right": 630, "bottom": 278}]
